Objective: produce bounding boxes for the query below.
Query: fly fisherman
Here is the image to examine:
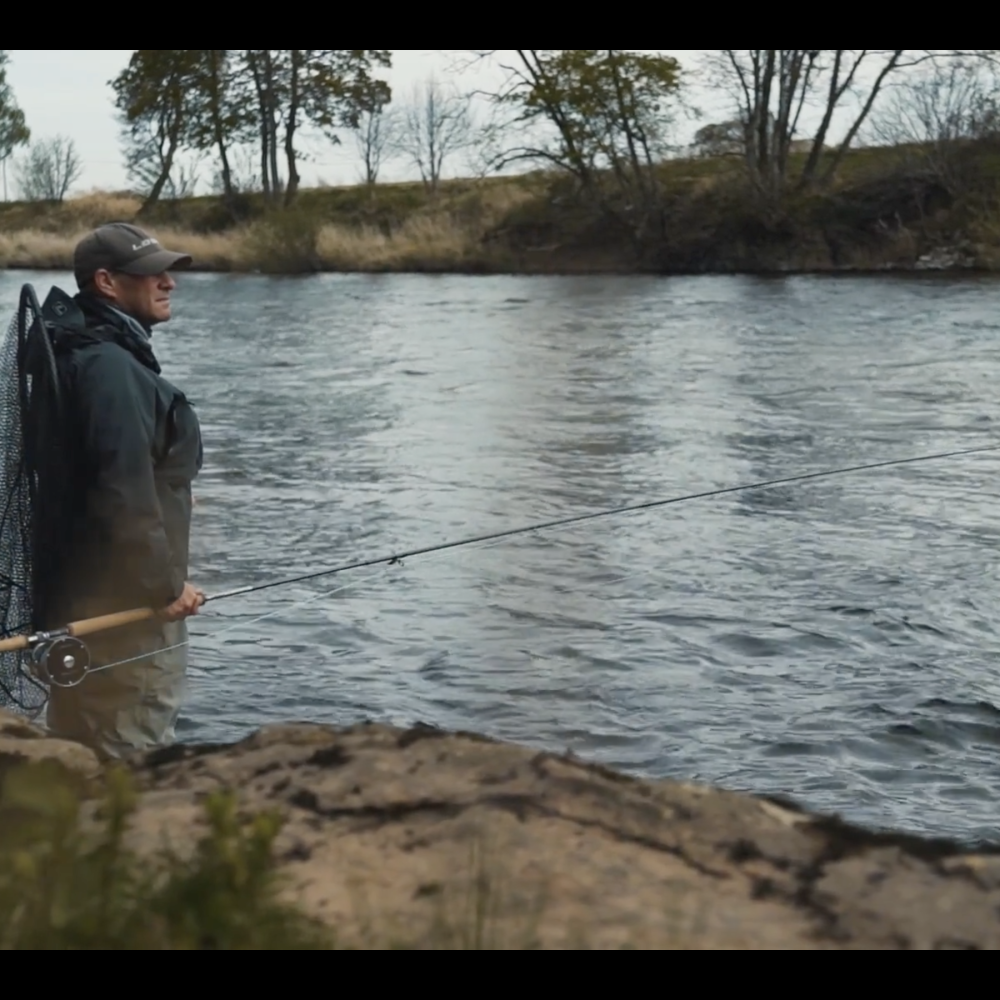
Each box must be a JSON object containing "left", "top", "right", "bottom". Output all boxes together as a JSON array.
[{"left": 30, "top": 223, "right": 204, "bottom": 760}]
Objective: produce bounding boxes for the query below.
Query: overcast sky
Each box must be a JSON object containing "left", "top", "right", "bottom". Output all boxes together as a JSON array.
[{"left": 4, "top": 50, "right": 718, "bottom": 196}]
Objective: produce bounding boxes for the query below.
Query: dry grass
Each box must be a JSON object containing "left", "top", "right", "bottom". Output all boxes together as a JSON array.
[
  {"left": 0, "top": 225, "right": 249, "bottom": 274},
  {"left": 316, "top": 215, "right": 472, "bottom": 271},
  {"left": 56, "top": 191, "right": 143, "bottom": 229},
  {"left": 152, "top": 226, "right": 249, "bottom": 271},
  {"left": 312, "top": 184, "right": 540, "bottom": 273},
  {"left": 0, "top": 229, "right": 81, "bottom": 269},
  {"left": 0, "top": 183, "right": 540, "bottom": 274},
  {"left": 3, "top": 145, "right": 998, "bottom": 276},
  {"left": 0, "top": 218, "right": 497, "bottom": 275}
]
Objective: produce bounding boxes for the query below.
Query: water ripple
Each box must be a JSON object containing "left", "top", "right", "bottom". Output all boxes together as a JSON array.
[{"left": 6, "top": 269, "right": 1000, "bottom": 842}]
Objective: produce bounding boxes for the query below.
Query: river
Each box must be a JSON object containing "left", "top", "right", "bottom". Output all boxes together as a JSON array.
[{"left": 4, "top": 268, "right": 1000, "bottom": 843}]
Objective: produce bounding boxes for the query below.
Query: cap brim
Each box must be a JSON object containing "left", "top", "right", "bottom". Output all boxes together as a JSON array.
[{"left": 119, "top": 249, "right": 194, "bottom": 276}]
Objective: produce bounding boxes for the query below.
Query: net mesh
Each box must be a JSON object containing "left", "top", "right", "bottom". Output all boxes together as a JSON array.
[{"left": 0, "top": 289, "right": 47, "bottom": 713}]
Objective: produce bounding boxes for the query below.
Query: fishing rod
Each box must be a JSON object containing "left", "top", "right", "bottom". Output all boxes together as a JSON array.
[{"left": 3, "top": 441, "right": 999, "bottom": 690}]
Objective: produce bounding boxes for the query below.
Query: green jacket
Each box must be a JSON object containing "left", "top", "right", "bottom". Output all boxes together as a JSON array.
[{"left": 29, "top": 288, "right": 203, "bottom": 625}]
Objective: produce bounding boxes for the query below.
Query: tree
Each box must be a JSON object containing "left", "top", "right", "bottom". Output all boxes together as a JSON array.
[
  {"left": 14, "top": 136, "right": 82, "bottom": 202},
  {"left": 474, "top": 50, "right": 682, "bottom": 241},
  {"left": 691, "top": 120, "right": 742, "bottom": 158},
  {"left": 112, "top": 50, "right": 201, "bottom": 211},
  {"left": 870, "top": 60, "right": 1000, "bottom": 149},
  {"left": 111, "top": 50, "right": 392, "bottom": 209},
  {"left": 114, "top": 50, "right": 253, "bottom": 211},
  {"left": 710, "top": 50, "right": 997, "bottom": 196},
  {"left": 0, "top": 51, "right": 30, "bottom": 201},
  {"left": 120, "top": 126, "right": 175, "bottom": 200},
  {"left": 352, "top": 82, "right": 396, "bottom": 188},
  {"left": 119, "top": 118, "right": 202, "bottom": 202},
  {"left": 479, "top": 50, "right": 680, "bottom": 175},
  {"left": 400, "top": 76, "right": 473, "bottom": 193},
  {"left": 463, "top": 108, "right": 507, "bottom": 180},
  {"left": 283, "top": 49, "right": 391, "bottom": 205},
  {"left": 239, "top": 50, "right": 391, "bottom": 206},
  {"left": 209, "top": 145, "right": 261, "bottom": 195},
  {"left": 868, "top": 60, "right": 1000, "bottom": 195},
  {"left": 242, "top": 50, "right": 283, "bottom": 200},
  {"left": 187, "top": 50, "right": 248, "bottom": 202}
]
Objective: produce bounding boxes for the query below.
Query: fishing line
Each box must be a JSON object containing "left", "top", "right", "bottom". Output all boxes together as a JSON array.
[
  {"left": 202, "top": 443, "right": 1000, "bottom": 605},
  {"left": 11, "top": 441, "right": 1000, "bottom": 695}
]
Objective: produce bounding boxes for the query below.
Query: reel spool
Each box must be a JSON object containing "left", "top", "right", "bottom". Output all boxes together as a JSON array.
[{"left": 28, "top": 635, "right": 91, "bottom": 688}]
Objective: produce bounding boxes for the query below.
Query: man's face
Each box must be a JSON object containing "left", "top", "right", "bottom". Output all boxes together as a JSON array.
[{"left": 97, "top": 270, "right": 177, "bottom": 326}]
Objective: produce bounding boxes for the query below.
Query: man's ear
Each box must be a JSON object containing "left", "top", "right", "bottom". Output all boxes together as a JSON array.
[{"left": 92, "top": 269, "right": 116, "bottom": 298}]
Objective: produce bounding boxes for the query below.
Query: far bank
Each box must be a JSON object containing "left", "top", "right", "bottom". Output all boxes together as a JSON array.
[{"left": 2, "top": 144, "right": 1000, "bottom": 277}]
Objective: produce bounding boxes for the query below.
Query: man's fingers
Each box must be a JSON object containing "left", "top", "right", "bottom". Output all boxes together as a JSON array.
[{"left": 159, "top": 584, "right": 203, "bottom": 621}]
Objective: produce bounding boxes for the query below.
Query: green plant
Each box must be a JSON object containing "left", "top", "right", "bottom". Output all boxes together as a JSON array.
[
  {"left": 243, "top": 208, "right": 322, "bottom": 273},
  {"left": 0, "top": 761, "right": 330, "bottom": 950}
]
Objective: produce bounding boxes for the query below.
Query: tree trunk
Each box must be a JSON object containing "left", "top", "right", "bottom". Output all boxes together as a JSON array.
[
  {"left": 283, "top": 124, "right": 299, "bottom": 205},
  {"left": 208, "top": 50, "right": 235, "bottom": 201},
  {"left": 258, "top": 116, "right": 271, "bottom": 197},
  {"left": 606, "top": 48, "right": 654, "bottom": 217},
  {"left": 138, "top": 91, "right": 182, "bottom": 215},
  {"left": 262, "top": 50, "right": 282, "bottom": 198},
  {"left": 427, "top": 85, "right": 439, "bottom": 193},
  {"left": 253, "top": 50, "right": 283, "bottom": 200},
  {"left": 246, "top": 51, "right": 272, "bottom": 197},
  {"left": 364, "top": 116, "right": 377, "bottom": 188},
  {"left": 269, "top": 122, "right": 281, "bottom": 194},
  {"left": 800, "top": 50, "right": 851, "bottom": 189},
  {"left": 757, "top": 51, "right": 776, "bottom": 190},
  {"left": 217, "top": 140, "right": 234, "bottom": 199},
  {"left": 772, "top": 51, "right": 802, "bottom": 188},
  {"left": 283, "top": 49, "right": 302, "bottom": 206},
  {"left": 514, "top": 51, "right": 595, "bottom": 189},
  {"left": 139, "top": 131, "right": 178, "bottom": 214},
  {"left": 820, "top": 52, "right": 904, "bottom": 186}
]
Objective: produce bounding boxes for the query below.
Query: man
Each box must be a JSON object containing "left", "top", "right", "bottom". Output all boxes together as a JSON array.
[{"left": 34, "top": 222, "right": 204, "bottom": 760}]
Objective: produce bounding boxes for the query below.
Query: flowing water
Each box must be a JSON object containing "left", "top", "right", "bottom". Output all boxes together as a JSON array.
[{"left": 5, "top": 268, "right": 1000, "bottom": 843}]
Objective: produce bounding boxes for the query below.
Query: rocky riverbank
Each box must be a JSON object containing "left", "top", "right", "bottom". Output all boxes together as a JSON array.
[{"left": 2, "top": 705, "right": 999, "bottom": 949}]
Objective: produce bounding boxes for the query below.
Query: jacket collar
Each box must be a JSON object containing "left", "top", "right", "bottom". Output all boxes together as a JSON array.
[{"left": 75, "top": 293, "right": 161, "bottom": 375}]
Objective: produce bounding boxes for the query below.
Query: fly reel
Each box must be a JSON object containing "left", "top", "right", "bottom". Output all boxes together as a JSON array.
[{"left": 28, "top": 635, "right": 91, "bottom": 688}]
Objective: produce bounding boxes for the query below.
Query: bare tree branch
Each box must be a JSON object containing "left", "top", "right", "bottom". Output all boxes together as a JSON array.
[
  {"left": 399, "top": 76, "right": 473, "bottom": 193},
  {"left": 709, "top": 49, "right": 997, "bottom": 196},
  {"left": 352, "top": 99, "right": 397, "bottom": 187},
  {"left": 14, "top": 135, "right": 82, "bottom": 202}
]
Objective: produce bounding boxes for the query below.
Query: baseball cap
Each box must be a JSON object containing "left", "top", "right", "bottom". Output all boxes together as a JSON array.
[{"left": 74, "top": 222, "right": 193, "bottom": 289}]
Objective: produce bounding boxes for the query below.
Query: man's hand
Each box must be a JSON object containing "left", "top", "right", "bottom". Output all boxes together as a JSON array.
[{"left": 160, "top": 582, "right": 205, "bottom": 622}]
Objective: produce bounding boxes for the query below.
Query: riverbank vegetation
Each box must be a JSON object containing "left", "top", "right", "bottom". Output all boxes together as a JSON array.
[
  {"left": 3, "top": 50, "right": 1000, "bottom": 275},
  {"left": 0, "top": 759, "right": 331, "bottom": 950},
  {"left": 1, "top": 137, "right": 999, "bottom": 276}
]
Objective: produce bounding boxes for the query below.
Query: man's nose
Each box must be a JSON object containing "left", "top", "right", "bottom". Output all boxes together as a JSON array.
[{"left": 159, "top": 273, "right": 177, "bottom": 290}]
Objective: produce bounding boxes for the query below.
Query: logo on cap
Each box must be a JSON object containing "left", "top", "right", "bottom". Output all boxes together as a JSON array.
[{"left": 132, "top": 238, "right": 159, "bottom": 252}]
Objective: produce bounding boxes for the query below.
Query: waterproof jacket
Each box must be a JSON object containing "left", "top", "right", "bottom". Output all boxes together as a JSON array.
[{"left": 29, "top": 288, "right": 202, "bottom": 626}]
